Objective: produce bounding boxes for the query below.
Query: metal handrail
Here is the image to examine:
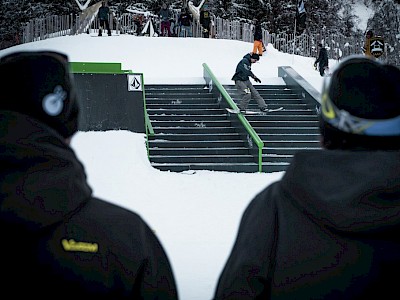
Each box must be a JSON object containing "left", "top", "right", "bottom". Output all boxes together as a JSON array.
[
  {"left": 21, "top": 11, "right": 364, "bottom": 62},
  {"left": 202, "top": 63, "right": 264, "bottom": 172}
]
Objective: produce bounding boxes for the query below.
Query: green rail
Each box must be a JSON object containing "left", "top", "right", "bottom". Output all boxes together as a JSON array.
[
  {"left": 202, "top": 63, "right": 264, "bottom": 172},
  {"left": 141, "top": 75, "right": 154, "bottom": 157},
  {"left": 69, "top": 61, "right": 132, "bottom": 74}
]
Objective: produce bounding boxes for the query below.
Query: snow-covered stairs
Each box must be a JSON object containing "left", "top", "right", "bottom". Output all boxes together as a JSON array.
[
  {"left": 145, "top": 84, "right": 260, "bottom": 172},
  {"left": 145, "top": 84, "right": 321, "bottom": 173},
  {"left": 224, "top": 84, "right": 322, "bottom": 170}
]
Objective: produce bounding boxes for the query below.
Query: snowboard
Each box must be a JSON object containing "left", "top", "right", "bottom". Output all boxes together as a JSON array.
[{"left": 226, "top": 107, "right": 283, "bottom": 114}]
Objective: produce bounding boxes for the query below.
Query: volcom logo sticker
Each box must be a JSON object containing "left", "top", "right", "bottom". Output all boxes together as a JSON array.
[{"left": 42, "top": 85, "right": 67, "bottom": 116}]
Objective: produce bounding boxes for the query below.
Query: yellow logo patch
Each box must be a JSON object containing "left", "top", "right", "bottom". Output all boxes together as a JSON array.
[{"left": 61, "top": 239, "right": 98, "bottom": 253}]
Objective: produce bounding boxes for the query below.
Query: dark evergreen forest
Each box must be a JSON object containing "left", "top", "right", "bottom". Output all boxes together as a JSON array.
[{"left": 0, "top": 0, "right": 399, "bottom": 64}]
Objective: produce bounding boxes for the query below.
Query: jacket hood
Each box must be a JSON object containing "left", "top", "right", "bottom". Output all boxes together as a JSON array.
[
  {"left": 243, "top": 53, "right": 252, "bottom": 62},
  {"left": 280, "top": 150, "right": 400, "bottom": 233},
  {"left": 0, "top": 111, "right": 92, "bottom": 232}
]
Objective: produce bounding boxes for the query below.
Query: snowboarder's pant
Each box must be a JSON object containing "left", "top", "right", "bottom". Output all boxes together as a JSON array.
[
  {"left": 252, "top": 40, "right": 263, "bottom": 56},
  {"left": 161, "top": 21, "right": 171, "bottom": 36},
  {"left": 99, "top": 19, "right": 111, "bottom": 35},
  {"left": 202, "top": 24, "right": 210, "bottom": 38},
  {"left": 179, "top": 25, "right": 192, "bottom": 37},
  {"left": 235, "top": 80, "right": 267, "bottom": 110}
]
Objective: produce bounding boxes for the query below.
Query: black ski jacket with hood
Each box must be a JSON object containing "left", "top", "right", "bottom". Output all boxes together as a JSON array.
[
  {"left": 315, "top": 47, "right": 328, "bottom": 68},
  {"left": 214, "top": 149, "right": 400, "bottom": 299},
  {"left": 232, "top": 53, "right": 256, "bottom": 82},
  {"left": 98, "top": 5, "right": 110, "bottom": 21},
  {"left": 0, "top": 111, "right": 178, "bottom": 299}
]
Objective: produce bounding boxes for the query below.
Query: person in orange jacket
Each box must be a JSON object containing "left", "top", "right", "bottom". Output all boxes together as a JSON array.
[{"left": 252, "top": 18, "right": 264, "bottom": 56}]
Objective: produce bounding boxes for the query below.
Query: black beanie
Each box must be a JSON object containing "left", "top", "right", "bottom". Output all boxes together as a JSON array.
[
  {"left": 250, "top": 53, "right": 260, "bottom": 61},
  {"left": 320, "top": 55, "right": 400, "bottom": 149},
  {"left": 0, "top": 51, "right": 79, "bottom": 138},
  {"left": 326, "top": 56, "right": 400, "bottom": 120}
]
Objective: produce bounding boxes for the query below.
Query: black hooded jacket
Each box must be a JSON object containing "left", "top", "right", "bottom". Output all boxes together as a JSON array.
[
  {"left": 98, "top": 4, "right": 110, "bottom": 21},
  {"left": 315, "top": 46, "right": 328, "bottom": 68},
  {"left": 232, "top": 53, "right": 256, "bottom": 82},
  {"left": 0, "top": 111, "right": 178, "bottom": 299},
  {"left": 214, "top": 149, "right": 400, "bottom": 299}
]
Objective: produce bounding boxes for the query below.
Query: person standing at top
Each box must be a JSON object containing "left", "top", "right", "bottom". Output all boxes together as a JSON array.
[
  {"left": 314, "top": 43, "right": 329, "bottom": 76},
  {"left": 200, "top": 4, "right": 211, "bottom": 38},
  {"left": 133, "top": 14, "right": 144, "bottom": 36},
  {"left": 231, "top": 52, "right": 268, "bottom": 113},
  {"left": 178, "top": 7, "right": 193, "bottom": 37},
  {"left": 0, "top": 50, "right": 179, "bottom": 299},
  {"left": 252, "top": 18, "right": 263, "bottom": 56},
  {"left": 159, "top": 3, "right": 172, "bottom": 37},
  {"left": 98, "top": 0, "right": 111, "bottom": 36},
  {"left": 214, "top": 55, "right": 400, "bottom": 299}
]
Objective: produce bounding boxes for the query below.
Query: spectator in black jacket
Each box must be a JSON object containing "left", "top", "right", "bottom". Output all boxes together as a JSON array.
[
  {"left": 0, "top": 51, "right": 178, "bottom": 299},
  {"left": 214, "top": 55, "right": 400, "bottom": 299},
  {"left": 200, "top": 4, "right": 211, "bottom": 38},
  {"left": 178, "top": 7, "right": 193, "bottom": 37},
  {"left": 314, "top": 43, "right": 329, "bottom": 76},
  {"left": 98, "top": 0, "right": 111, "bottom": 36}
]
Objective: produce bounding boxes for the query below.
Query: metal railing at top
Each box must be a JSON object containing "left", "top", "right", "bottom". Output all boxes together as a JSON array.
[{"left": 21, "top": 10, "right": 363, "bottom": 61}]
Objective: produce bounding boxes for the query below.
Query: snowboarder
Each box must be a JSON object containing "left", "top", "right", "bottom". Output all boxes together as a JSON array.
[{"left": 231, "top": 53, "right": 268, "bottom": 112}]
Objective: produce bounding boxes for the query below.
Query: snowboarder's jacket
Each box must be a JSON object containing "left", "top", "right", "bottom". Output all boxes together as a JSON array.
[
  {"left": 98, "top": 4, "right": 109, "bottom": 21},
  {"left": 200, "top": 9, "right": 211, "bottom": 28},
  {"left": 159, "top": 7, "right": 171, "bottom": 22},
  {"left": 214, "top": 149, "right": 400, "bottom": 299},
  {"left": 0, "top": 111, "right": 178, "bottom": 299},
  {"left": 231, "top": 53, "right": 257, "bottom": 82},
  {"left": 178, "top": 11, "right": 193, "bottom": 27}
]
